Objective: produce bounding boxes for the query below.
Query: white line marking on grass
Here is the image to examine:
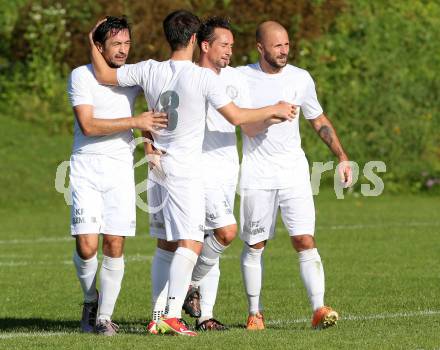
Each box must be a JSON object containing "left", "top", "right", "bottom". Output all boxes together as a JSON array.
[
  {"left": 0, "top": 235, "right": 152, "bottom": 245},
  {"left": 0, "top": 221, "right": 438, "bottom": 245},
  {"left": 318, "top": 222, "right": 440, "bottom": 231},
  {"left": 266, "top": 309, "right": 440, "bottom": 326},
  {"left": 0, "top": 331, "right": 71, "bottom": 339},
  {"left": 1, "top": 254, "right": 238, "bottom": 267},
  {"left": 0, "top": 237, "right": 72, "bottom": 245}
]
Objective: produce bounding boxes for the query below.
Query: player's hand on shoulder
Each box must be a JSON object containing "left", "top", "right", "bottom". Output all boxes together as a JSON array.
[{"left": 134, "top": 111, "right": 168, "bottom": 132}]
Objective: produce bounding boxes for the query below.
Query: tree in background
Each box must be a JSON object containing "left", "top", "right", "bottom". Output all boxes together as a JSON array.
[
  {"left": 296, "top": 0, "right": 440, "bottom": 191},
  {"left": 0, "top": 0, "right": 438, "bottom": 191}
]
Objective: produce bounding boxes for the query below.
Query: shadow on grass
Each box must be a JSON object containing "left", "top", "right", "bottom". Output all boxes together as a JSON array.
[{"left": 0, "top": 318, "right": 148, "bottom": 335}]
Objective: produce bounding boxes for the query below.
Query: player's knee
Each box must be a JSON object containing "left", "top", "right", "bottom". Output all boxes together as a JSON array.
[
  {"left": 75, "top": 235, "right": 98, "bottom": 259},
  {"left": 76, "top": 245, "right": 97, "bottom": 260},
  {"left": 178, "top": 239, "right": 203, "bottom": 255},
  {"left": 291, "top": 234, "right": 315, "bottom": 252},
  {"left": 157, "top": 239, "right": 178, "bottom": 252},
  {"left": 103, "top": 235, "right": 125, "bottom": 257},
  {"left": 249, "top": 240, "right": 266, "bottom": 250},
  {"left": 215, "top": 225, "right": 237, "bottom": 246}
]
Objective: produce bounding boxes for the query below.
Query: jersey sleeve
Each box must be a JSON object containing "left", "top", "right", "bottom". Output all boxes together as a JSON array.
[
  {"left": 67, "top": 68, "right": 93, "bottom": 107},
  {"left": 117, "top": 60, "right": 150, "bottom": 88},
  {"left": 301, "top": 72, "right": 324, "bottom": 120},
  {"left": 204, "top": 70, "right": 232, "bottom": 110}
]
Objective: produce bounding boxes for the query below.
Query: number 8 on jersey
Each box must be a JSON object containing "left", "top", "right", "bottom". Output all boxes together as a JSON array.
[{"left": 160, "top": 91, "right": 179, "bottom": 131}]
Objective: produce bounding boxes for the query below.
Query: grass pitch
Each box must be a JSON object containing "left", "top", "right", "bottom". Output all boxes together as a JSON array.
[{"left": 0, "top": 117, "right": 439, "bottom": 349}]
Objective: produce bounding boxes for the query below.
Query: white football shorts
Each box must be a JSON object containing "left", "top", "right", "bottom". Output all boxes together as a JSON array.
[
  {"left": 147, "top": 175, "right": 205, "bottom": 243},
  {"left": 70, "top": 154, "right": 136, "bottom": 236},
  {"left": 205, "top": 185, "right": 236, "bottom": 230},
  {"left": 240, "top": 158, "right": 315, "bottom": 245}
]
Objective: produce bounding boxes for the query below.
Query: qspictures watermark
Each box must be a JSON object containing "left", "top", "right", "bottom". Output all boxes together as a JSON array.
[
  {"left": 311, "top": 160, "right": 386, "bottom": 199},
  {"left": 55, "top": 156, "right": 386, "bottom": 212}
]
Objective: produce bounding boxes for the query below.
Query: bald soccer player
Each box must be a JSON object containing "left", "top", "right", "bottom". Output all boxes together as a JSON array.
[{"left": 238, "top": 21, "right": 352, "bottom": 330}]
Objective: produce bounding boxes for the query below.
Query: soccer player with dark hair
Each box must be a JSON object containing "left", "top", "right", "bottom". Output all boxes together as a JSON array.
[{"left": 67, "top": 16, "right": 167, "bottom": 336}]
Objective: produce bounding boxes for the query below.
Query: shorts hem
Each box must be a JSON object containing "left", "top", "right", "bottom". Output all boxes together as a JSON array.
[{"left": 205, "top": 215, "right": 236, "bottom": 230}]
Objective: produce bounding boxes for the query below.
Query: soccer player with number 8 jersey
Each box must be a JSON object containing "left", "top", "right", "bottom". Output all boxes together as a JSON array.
[{"left": 89, "top": 10, "right": 295, "bottom": 336}]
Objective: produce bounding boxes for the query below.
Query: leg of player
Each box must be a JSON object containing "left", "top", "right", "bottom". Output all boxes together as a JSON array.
[
  {"left": 95, "top": 234, "right": 125, "bottom": 336},
  {"left": 185, "top": 224, "right": 236, "bottom": 318},
  {"left": 147, "top": 238, "right": 177, "bottom": 335},
  {"left": 184, "top": 185, "right": 237, "bottom": 321},
  {"left": 190, "top": 224, "right": 236, "bottom": 286},
  {"left": 241, "top": 240, "right": 266, "bottom": 330},
  {"left": 73, "top": 234, "right": 99, "bottom": 333},
  {"left": 239, "top": 188, "right": 278, "bottom": 330},
  {"left": 291, "top": 234, "right": 339, "bottom": 329},
  {"left": 157, "top": 239, "right": 202, "bottom": 336},
  {"left": 195, "top": 260, "right": 227, "bottom": 331}
]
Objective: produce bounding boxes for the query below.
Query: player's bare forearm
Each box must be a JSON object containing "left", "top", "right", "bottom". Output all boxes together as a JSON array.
[
  {"left": 75, "top": 112, "right": 136, "bottom": 137},
  {"left": 89, "top": 22, "right": 118, "bottom": 85},
  {"left": 309, "top": 114, "right": 348, "bottom": 161},
  {"left": 218, "top": 101, "right": 294, "bottom": 126},
  {"left": 74, "top": 105, "right": 167, "bottom": 137},
  {"left": 241, "top": 116, "right": 286, "bottom": 137}
]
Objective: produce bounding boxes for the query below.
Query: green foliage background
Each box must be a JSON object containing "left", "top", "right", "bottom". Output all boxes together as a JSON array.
[{"left": 0, "top": 0, "right": 439, "bottom": 192}]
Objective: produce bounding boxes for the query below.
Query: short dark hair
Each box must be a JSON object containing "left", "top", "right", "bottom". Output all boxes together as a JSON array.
[
  {"left": 163, "top": 10, "right": 201, "bottom": 51},
  {"left": 197, "top": 16, "right": 231, "bottom": 48},
  {"left": 93, "top": 16, "right": 131, "bottom": 46}
]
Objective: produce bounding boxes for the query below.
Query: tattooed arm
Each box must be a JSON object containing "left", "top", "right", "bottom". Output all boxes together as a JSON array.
[
  {"left": 309, "top": 114, "right": 347, "bottom": 159},
  {"left": 309, "top": 114, "right": 353, "bottom": 186}
]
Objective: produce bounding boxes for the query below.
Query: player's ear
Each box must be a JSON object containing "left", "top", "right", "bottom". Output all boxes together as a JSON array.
[
  {"left": 95, "top": 41, "right": 104, "bottom": 54},
  {"left": 201, "top": 41, "right": 209, "bottom": 53},
  {"left": 256, "top": 42, "right": 263, "bottom": 55},
  {"left": 190, "top": 33, "right": 197, "bottom": 45}
]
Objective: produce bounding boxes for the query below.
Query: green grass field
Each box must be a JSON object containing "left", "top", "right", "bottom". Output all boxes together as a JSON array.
[{"left": 1, "top": 117, "right": 439, "bottom": 349}]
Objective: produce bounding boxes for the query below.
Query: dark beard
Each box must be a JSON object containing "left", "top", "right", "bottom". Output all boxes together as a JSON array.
[
  {"left": 108, "top": 61, "right": 123, "bottom": 68},
  {"left": 264, "top": 52, "right": 287, "bottom": 70}
]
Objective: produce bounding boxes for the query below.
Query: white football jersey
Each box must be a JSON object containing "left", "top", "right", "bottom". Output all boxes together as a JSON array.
[
  {"left": 202, "top": 66, "right": 251, "bottom": 188},
  {"left": 67, "top": 64, "right": 140, "bottom": 161},
  {"left": 117, "top": 60, "right": 231, "bottom": 178},
  {"left": 237, "top": 63, "right": 323, "bottom": 189}
]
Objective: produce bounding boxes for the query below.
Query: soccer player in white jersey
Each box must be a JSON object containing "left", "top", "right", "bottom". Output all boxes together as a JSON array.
[
  {"left": 238, "top": 21, "right": 353, "bottom": 330},
  {"left": 144, "top": 16, "right": 251, "bottom": 333},
  {"left": 189, "top": 16, "right": 249, "bottom": 331},
  {"left": 179, "top": 16, "right": 279, "bottom": 331},
  {"left": 67, "top": 17, "right": 167, "bottom": 336},
  {"left": 89, "top": 11, "right": 295, "bottom": 336}
]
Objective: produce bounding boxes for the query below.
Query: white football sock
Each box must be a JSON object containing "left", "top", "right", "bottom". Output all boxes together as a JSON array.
[
  {"left": 241, "top": 244, "right": 264, "bottom": 315},
  {"left": 97, "top": 255, "right": 125, "bottom": 321},
  {"left": 198, "top": 261, "right": 220, "bottom": 322},
  {"left": 191, "top": 233, "right": 227, "bottom": 287},
  {"left": 165, "top": 247, "right": 198, "bottom": 318},
  {"left": 151, "top": 247, "right": 174, "bottom": 321},
  {"left": 73, "top": 251, "right": 98, "bottom": 303},
  {"left": 298, "top": 248, "right": 325, "bottom": 311}
]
